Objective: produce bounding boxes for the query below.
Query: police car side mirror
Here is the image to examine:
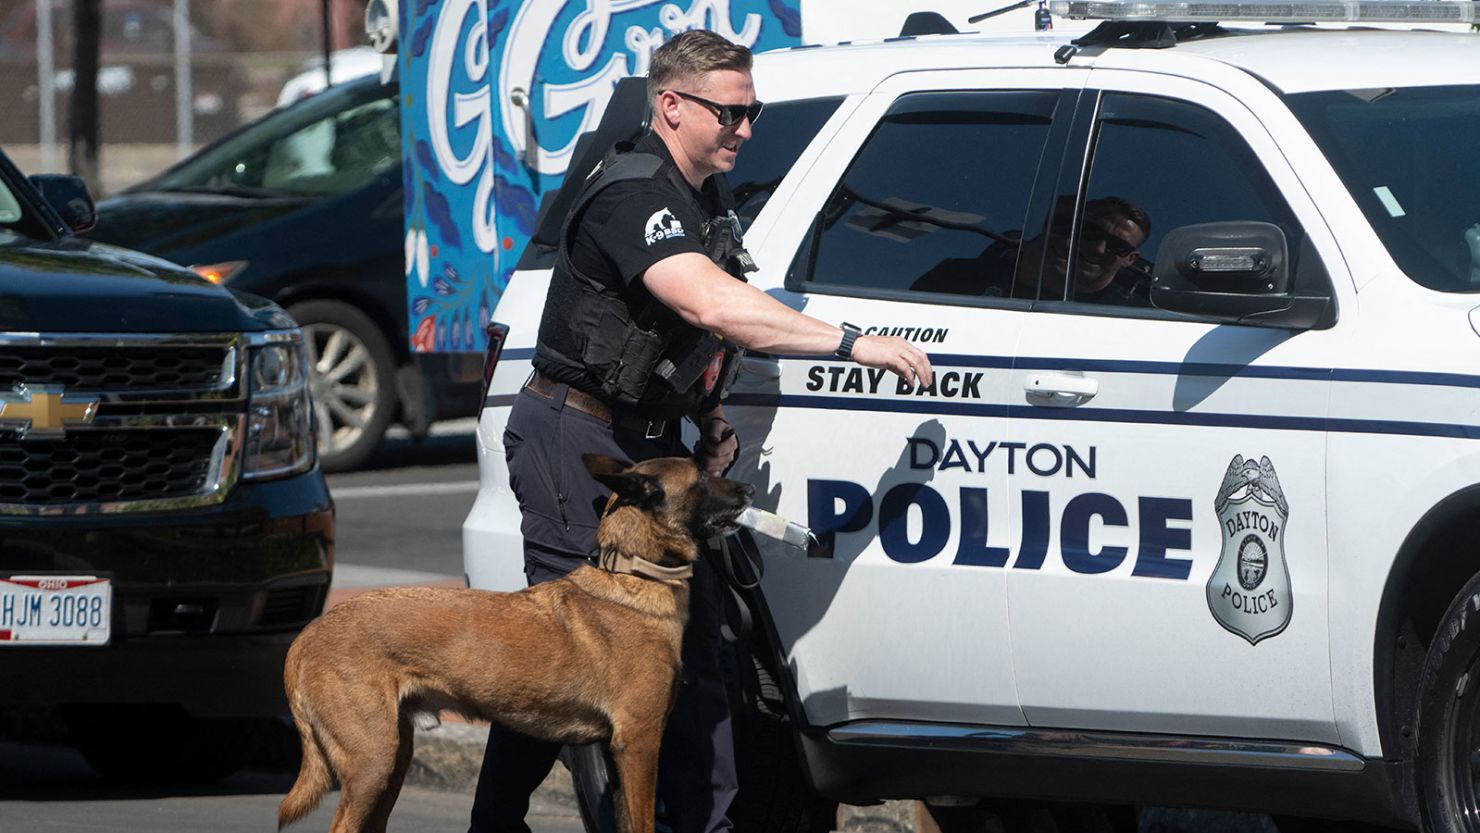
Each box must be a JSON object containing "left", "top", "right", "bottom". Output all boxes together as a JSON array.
[
  {"left": 1151, "top": 221, "right": 1327, "bottom": 329},
  {"left": 29, "top": 174, "right": 97, "bottom": 233}
]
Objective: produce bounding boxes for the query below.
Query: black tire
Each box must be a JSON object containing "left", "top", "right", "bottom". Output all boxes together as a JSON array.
[
  {"left": 1416, "top": 571, "right": 1480, "bottom": 833},
  {"left": 63, "top": 704, "right": 261, "bottom": 785},
  {"left": 728, "top": 651, "right": 838, "bottom": 833},
  {"left": 287, "top": 300, "right": 399, "bottom": 473}
]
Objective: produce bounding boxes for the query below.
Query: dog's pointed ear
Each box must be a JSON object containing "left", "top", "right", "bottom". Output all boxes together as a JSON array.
[
  {"left": 583, "top": 454, "right": 662, "bottom": 507},
  {"left": 582, "top": 454, "right": 627, "bottom": 480}
]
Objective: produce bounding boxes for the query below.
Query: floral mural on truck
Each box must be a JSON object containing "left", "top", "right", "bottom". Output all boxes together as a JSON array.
[{"left": 399, "top": 0, "right": 802, "bottom": 353}]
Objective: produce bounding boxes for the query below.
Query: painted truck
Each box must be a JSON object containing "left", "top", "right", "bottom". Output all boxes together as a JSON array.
[{"left": 373, "top": 0, "right": 1060, "bottom": 356}]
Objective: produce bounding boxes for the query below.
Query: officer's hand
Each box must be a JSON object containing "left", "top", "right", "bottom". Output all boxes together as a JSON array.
[
  {"left": 850, "top": 335, "right": 934, "bottom": 388},
  {"left": 695, "top": 415, "right": 739, "bottom": 477}
]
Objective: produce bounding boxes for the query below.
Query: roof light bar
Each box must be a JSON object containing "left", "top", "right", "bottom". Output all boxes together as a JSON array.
[{"left": 1048, "top": 0, "right": 1478, "bottom": 23}]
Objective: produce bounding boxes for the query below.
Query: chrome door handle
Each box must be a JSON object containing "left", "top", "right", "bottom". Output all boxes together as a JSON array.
[
  {"left": 510, "top": 87, "right": 539, "bottom": 170},
  {"left": 1024, "top": 372, "right": 1098, "bottom": 406}
]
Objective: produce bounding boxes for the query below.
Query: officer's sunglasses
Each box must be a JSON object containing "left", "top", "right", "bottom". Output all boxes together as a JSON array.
[
  {"left": 1081, "top": 224, "right": 1139, "bottom": 259},
  {"left": 668, "top": 90, "right": 765, "bottom": 127}
]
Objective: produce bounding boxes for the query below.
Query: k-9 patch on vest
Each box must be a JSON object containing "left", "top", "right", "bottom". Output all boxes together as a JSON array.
[
  {"left": 1206, "top": 454, "right": 1293, "bottom": 645},
  {"left": 644, "top": 208, "right": 685, "bottom": 245}
]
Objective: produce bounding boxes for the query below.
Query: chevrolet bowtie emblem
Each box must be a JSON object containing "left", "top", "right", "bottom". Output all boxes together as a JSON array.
[{"left": 0, "top": 384, "right": 100, "bottom": 440}]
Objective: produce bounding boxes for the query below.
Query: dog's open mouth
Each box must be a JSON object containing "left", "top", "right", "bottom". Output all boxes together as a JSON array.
[
  {"left": 706, "top": 498, "right": 752, "bottom": 538},
  {"left": 699, "top": 482, "right": 753, "bottom": 539}
]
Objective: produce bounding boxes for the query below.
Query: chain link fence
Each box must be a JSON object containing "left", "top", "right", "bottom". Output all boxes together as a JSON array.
[{"left": 0, "top": 0, "right": 368, "bottom": 195}]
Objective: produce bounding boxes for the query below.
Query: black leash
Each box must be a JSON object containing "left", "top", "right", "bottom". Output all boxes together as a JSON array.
[{"left": 715, "top": 529, "right": 764, "bottom": 642}]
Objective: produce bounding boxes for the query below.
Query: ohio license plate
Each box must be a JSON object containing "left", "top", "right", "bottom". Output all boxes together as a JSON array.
[{"left": 0, "top": 575, "right": 111, "bottom": 645}]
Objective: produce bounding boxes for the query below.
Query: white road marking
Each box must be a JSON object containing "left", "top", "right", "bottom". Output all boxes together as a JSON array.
[
  {"left": 384, "top": 418, "right": 478, "bottom": 439},
  {"left": 330, "top": 481, "right": 479, "bottom": 499}
]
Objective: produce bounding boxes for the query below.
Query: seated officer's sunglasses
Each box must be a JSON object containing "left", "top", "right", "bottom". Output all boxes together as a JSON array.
[
  {"left": 1080, "top": 224, "right": 1139, "bottom": 259},
  {"left": 668, "top": 90, "right": 765, "bottom": 126}
]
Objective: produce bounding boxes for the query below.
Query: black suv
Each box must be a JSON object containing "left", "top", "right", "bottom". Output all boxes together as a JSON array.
[
  {"left": 88, "top": 74, "right": 482, "bottom": 472},
  {"left": 0, "top": 149, "right": 334, "bottom": 783}
]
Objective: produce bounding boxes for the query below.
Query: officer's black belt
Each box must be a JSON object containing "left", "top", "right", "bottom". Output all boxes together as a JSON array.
[{"left": 527, "top": 373, "right": 670, "bottom": 439}]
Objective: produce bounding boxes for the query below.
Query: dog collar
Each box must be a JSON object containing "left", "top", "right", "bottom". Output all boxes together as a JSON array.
[{"left": 597, "top": 550, "right": 694, "bottom": 581}]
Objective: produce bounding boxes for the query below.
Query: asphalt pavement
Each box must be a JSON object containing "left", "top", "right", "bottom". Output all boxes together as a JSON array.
[{"left": 0, "top": 736, "right": 583, "bottom": 833}]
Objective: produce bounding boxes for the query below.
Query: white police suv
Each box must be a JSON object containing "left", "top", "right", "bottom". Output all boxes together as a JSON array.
[{"left": 465, "top": 4, "right": 1480, "bottom": 831}]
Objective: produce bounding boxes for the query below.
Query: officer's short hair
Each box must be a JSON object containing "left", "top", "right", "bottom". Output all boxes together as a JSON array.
[
  {"left": 1086, "top": 196, "right": 1152, "bottom": 242},
  {"left": 648, "top": 30, "right": 753, "bottom": 105}
]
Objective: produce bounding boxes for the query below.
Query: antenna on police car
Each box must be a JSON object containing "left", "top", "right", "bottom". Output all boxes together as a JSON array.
[{"left": 969, "top": 0, "right": 1056, "bottom": 30}]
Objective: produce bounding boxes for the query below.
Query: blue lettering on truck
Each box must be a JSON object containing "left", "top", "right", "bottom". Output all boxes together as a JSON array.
[{"left": 397, "top": 0, "right": 801, "bottom": 353}]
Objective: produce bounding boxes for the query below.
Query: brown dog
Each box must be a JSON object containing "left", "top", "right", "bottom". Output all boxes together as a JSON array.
[{"left": 277, "top": 454, "right": 753, "bottom": 833}]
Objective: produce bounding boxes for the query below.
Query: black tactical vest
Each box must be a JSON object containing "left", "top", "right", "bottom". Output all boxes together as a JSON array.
[{"left": 531, "top": 141, "right": 755, "bottom": 419}]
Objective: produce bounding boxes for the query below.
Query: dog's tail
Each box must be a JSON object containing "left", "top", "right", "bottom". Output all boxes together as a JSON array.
[{"left": 278, "top": 690, "right": 334, "bottom": 830}]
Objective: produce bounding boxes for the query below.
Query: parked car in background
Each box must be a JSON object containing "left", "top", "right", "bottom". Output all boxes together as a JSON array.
[
  {"left": 87, "top": 74, "right": 481, "bottom": 472},
  {"left": 0, "top": 144, "right": 333, "bottom": 784},
  {"left": 276, "top": 45, "right": 383, "bottom": 107}
]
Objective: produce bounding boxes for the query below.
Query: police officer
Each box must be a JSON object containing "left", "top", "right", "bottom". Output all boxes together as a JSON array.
[{"left": 468, "top": 29, "right": 933, "bottom": 833}]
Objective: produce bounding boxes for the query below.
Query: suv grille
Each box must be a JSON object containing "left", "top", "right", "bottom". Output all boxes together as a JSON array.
[
  {"left": 0, "top": 335, "right": 244, "bottom": 513},
  {"left": 0, "top": 429, "right": 220, "bottom": 504},
  {"left": 0, "top": 345, "right": 229, "bottom": 391},
  {"left": 258, "top": 585, "right": 326, "bottom": 627}
]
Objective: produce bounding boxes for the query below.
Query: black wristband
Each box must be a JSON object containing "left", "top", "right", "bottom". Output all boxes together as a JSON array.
[{"left": 834, "top": 323, "right": 861, "bottom": 360}]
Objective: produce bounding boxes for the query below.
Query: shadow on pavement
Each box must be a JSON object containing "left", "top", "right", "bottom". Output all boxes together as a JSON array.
[
  {"left": 0, "top": 738, "right": 298, "bottom": 801},
  {"left": 0, "top": 706, "right": 303, "bottom": 800}
]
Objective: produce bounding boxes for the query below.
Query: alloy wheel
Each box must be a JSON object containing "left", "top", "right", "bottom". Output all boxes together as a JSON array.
[{"left": 303, "top": 321, "right": 383, "bottom": 460}]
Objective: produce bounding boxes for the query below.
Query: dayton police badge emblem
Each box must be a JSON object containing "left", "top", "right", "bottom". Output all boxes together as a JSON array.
[{"left": 1206, "top": 455, "right": 1292, "bottom": 644}]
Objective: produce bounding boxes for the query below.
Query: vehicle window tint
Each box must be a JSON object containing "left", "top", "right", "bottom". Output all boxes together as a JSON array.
[
  {"left": 1286, "top": 85, "right": 1480, "bottom": 293},
  {"left": 149, "top": 82, "right": 399, "bottom": 198},
  {"left": 725, "top": 97, "right": 842, "bottom": 231},
  {"left": 0, "top": 181, "right": 20, "bottom": 224},
  {"left": 1057, "top": 93, "right": 1309, "bottom": 307},
  {"left": 0, "top": 164, "right": 56, "bottom": 240},
  {"left": 259, "top": 96, "right": 399, "bottom": 195},
  {"left": 792, "top": 91, "right": 1058, "bottom": 300}
]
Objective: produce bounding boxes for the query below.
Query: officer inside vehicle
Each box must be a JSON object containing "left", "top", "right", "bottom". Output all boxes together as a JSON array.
[
  {"left": 1053, "top": 195, "right": 1151, "bottom": 304},
  {"left": 911, "top": 195, "right": 1151, "bottom": 304},
  {"left": 469, "top": 29, "right": 933, "bottom": 833}
]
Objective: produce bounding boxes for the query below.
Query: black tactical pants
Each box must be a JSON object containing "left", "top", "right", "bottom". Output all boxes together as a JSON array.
[{"left": 468, "top": 383, "right": 738, "bottom": 833}]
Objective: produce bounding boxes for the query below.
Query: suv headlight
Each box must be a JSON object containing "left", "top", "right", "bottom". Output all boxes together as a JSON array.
[{"left": 244, "top": 331, "right": 314, "bottom": 479}]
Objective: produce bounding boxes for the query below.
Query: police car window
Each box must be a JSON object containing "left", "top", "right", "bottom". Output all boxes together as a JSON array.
[
  {"left": 1058, "top": 93, "right": 1310, "bottom": 308},
  {"left": 1286, "top": 85, "right": 1480, "bottom": 293},
  {"left": 725, "top": 97, "right": 842, "bottom": 232},
  {"left": 789, "top": 91, "right": 1058, "bottom": 301}
]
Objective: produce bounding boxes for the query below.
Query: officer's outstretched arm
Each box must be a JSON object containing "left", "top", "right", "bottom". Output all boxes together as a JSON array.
[{"left": 643, "top": 252, "right": 932, "bottom": 386}]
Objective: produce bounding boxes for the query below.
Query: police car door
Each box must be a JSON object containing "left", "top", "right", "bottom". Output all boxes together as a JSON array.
[
  {"left": 1005, "top": 69, "right": 1344, "bottom": 742},
  {"left": 725, "top": 67, "right": 1085, "bottom": 730}
]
